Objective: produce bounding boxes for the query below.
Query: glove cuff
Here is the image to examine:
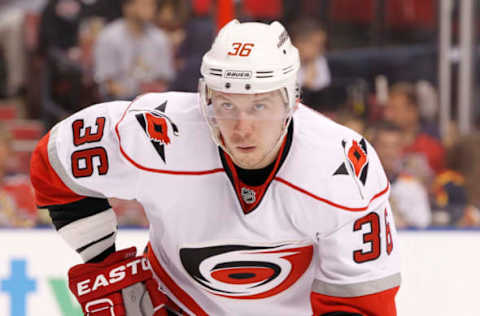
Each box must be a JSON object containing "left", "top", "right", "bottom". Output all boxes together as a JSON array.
[{"left": 68, "top": 247, "right": 153, "bottom": 304}]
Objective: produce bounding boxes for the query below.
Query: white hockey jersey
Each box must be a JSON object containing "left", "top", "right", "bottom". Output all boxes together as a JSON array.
[{"left": 31, "top": 92, "right": 401, "bottom": 316}]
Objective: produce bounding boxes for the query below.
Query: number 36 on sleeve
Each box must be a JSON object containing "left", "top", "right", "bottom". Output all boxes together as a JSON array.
[{"left": 353, "top": 209, "right": 393, "bottom": 263}]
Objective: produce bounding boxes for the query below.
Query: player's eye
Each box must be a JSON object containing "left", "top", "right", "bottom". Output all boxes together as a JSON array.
[
  {"left": 253, "top": 103, "right": 265, "bottom": 111},
  {"left": 222, "top": 102, "right": 234, "bottom": 110}
]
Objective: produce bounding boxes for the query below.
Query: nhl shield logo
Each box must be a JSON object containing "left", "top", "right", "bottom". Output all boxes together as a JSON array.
[{"left": 241, "top": 187, "right": 256, "bottom": 204}]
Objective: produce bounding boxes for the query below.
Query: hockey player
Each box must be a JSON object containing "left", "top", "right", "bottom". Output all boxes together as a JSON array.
[{"left": 30, "top": 20, "right": 401, "bottom": 315}]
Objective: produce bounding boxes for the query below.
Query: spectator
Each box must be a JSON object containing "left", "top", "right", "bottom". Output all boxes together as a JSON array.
[
  {"left": 156, "top": 0, "right": 189, "bottom": 52},
  {"left": 432, "top": 133, "right": 480, "bottom": 227},
  {"left": 155, "top": 0, "right": 190, "bottom": 76},
  {"left": 335, "top": 110, "right": 366, "bottom": 135},
  {"left": 384, "top": 82, "right": 445, "bottom": 174},
  {"left": 38, "top": 0, "right": 91, "bottom": 127},
  {"left": 282, "top": 0, "right": 322, "bottom": 26},
  {"left": 81, "top": 0, "right": 122, "bottom": 23},
  {"left": 371, "top": 121, "right": 431, "bottom": 228},
  {"left": 0, "top": 0, "right": 33, "bottom": 97},
  {"left": 457, "top": 134, "right": 480, "bottom": 218},
  {"left": 431, "top": 169, "right": 468, "bottom": 226},
  {"left": 415, "top": 80, "right": 439, "bottom": 132},
  {"left": 238, "top": 0, "right": 283, "bottom": 23},
  {"left": 289, "top": 18, "right": 331, "bottom": 111},
  {"left": 168, "top": 10, "right": 215, "bottom": 92},
  {"left": 94, "top": 0, "right": 175, "bottom": 101},
  {"left": 77, "top": 17, "right": 107, "bottom": 87},
  {"left": 0, "top": 124, "right": 37, "bottom": 227}
]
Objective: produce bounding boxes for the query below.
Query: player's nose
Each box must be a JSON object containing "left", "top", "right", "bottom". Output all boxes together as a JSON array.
[{"left": 232, "top": 113, "right": 254, "bottom": 137}]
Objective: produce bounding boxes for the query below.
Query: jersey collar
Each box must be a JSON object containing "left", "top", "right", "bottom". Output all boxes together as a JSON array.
[{"left": 219, "top": 122, "right": 293, "bottom": 215}]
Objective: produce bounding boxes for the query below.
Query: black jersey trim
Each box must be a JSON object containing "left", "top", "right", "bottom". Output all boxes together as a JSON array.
[
  {"left": 86, "top": 244, "right": 117, "bottom": 263},
  {"left": 47, "top": 197, "right": 111, "bottom": 230},
  {"left": 77, "top": 231, "right": 116, "bottom": 253},
  {"left": 235, "top": 160, "right": 276, "bottom": 186}
]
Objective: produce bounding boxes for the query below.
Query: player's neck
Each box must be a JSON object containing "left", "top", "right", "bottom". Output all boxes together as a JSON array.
[
  {"left": 234, "top": 160, "right": 276, "bottom": 186},
  {"left": 227, "top": 121, "right": 293, "bottom": 187}
]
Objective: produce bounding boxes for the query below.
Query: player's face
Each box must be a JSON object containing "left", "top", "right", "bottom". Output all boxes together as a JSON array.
[{"left": 212, "top": 90, "right": 288, "bottom": 169}]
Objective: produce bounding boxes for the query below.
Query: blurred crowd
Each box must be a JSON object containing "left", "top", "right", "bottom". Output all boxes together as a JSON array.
[{"left": 0, "top": 0, "right": 479, "bottom": 229}]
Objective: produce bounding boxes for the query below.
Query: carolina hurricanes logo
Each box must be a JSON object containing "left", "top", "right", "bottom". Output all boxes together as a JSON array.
[
  {"left": 133, "top": 101, "right": 179, "bottom": 163},
  {"left": 334, "top": 138, "right": 369, "bottom": 186},
  {"left": 179, "top": 243, "right": 313, "bottom": 299},
  {"left": 347, "top": 140, "right": 368, "bottom": 178},
  {"left": 145, "top": 113, "right": 171, "bottom": 144}
]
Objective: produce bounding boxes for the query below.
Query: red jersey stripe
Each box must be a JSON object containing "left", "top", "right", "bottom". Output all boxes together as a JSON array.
[
  {"left": 274, "top": 177, "right": 389, "bottom": 212},
  {"left": 30, "top": 132, "right": 84, "bottom": 207},
  {"left": 147, "top": 244, "right": 208, "bottom": 316},
  {"left": 311, "top": 286, "right": 399, "bottom": 316}
]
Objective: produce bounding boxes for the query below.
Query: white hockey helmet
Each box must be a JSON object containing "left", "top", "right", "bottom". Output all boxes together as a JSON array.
[
  {"left": 199, "top": 19, "right": 300, "bottom": 148},
  {"left": 200, "top": 19, "right": 300, "bottom": 103}
]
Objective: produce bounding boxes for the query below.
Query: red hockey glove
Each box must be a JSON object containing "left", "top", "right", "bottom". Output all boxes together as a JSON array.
[{"left": 68, "top": 247, "right": 168, "bottom": 316}]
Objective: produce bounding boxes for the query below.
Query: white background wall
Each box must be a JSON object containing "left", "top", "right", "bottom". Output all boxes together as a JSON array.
[
  {"left": 1, "top": 229, "right": 479, "bottom": 316},
  {"left": 396, "top": 230, "right": 480, "bottom": 316}
]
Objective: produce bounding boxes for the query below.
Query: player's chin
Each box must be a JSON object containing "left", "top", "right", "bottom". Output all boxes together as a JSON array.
[{"left": 231, "top": 153, "right": 263, "bottom": 169}]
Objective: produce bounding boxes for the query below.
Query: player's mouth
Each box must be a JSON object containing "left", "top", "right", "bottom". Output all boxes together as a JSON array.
[{"left": 236, "top": 146, "right": 256, "bottom": 153}]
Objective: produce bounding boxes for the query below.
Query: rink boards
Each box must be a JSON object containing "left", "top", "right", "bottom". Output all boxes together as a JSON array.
[{"left": 0, "top": 229, "right": 478, "bottom": 316}]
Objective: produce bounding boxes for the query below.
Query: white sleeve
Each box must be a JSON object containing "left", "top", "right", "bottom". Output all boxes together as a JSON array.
[
  {"left": 313, "top": 199, "right": 401, "bottom": 298},
  {"left": 310, "top": 137, "right": 402, "bottom": 298},
  {"left": 48, "top": 100, "right": 138, "bottom": 200},
  {"left": 31, "top": 100, "right": 137, "bottom": 262}
]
